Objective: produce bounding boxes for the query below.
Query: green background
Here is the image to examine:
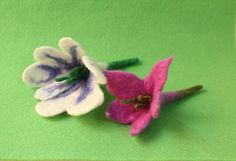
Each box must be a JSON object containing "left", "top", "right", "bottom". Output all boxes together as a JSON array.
[{"left": 0, "top": 0, "right": 235, "bottom": 160}]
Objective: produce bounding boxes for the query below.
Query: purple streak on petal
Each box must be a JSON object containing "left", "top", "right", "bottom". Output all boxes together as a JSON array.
[
  {"left": 39, "top": 65, "right": 61, "bottom": 80},
  {"left": 53, "top": 82, "right": 81, "bottom": 99},
  {"left": 45, "top": 82, "right": 66, "bottom": 92},
  {"left": 50, "top": 74, "right": 93, "bottom": 101},
  {"left": 35, "top": 82, "right": 76, "bottom": 100},
  {"left": 43, "top": 82, "right": 72, "bottom": 98},
  {"left": 45, "top": 53, "right": 71, "bottom": 67},
  {"left": 76, "top": 76, "right": 93, "bottom": 103},
  {"left": 70, "top": 46, "right": 80, "bottom": 66},
  {"left": 31, "top": 65, "right": 61, "bottom": 84}
]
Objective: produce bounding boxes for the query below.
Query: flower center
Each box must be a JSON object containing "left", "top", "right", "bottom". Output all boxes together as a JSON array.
[
  {"left": 55, "top": 65, "right": 90, "bottom": 84},
  {"left": 121, "top": 95, "right": 152, "bottom": 109}
]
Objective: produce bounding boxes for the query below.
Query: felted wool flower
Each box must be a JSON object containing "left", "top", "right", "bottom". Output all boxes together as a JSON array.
[
  {"left": 22, "top": 38, "right": 139, "bottom": 117},
  {"left": 105, "top": 56, "right": 203, "bottom": 136}
]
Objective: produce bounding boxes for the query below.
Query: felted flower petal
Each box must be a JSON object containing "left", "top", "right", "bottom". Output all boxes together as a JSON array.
[
  {"left": 144, "top": 56, "right": 173, "bottom": 94},
  {"left": 130, "top": 110, "right": 152, "bottom": 136},
  {"left": 98, "top": 62, "right": 108, "bottom": 71},
  {"left": 58, "top": 37, "right": 86, "bottom": 65},
  {"left": 35, "top": 83, "right": 82, "bottom": 117},
  {"left": 82, "top": 56, "right": 107, "bottom": 84},
  {"left": 34, "top": 81, "right": 74, "bottom": 100},
  {"left": 149, "top": 90, "right": 161, "bottom": 118},
  {"left": 144, "top": 56, "right": 173, "bottom": 118},
  {"left": 106, "top": 100, "right": 139, "bottom": 124},
  {"left": 22, "top": 62, "right": 61, "bottom": 87},
  {"left": 105, "top": 71, "right": 145, "bottom": 99},
  {"left": 66, "top": 76, "right": 104, "bottom": 116},
  {"left": 33, "top": 46, "right": 72, "bottom": 68}
]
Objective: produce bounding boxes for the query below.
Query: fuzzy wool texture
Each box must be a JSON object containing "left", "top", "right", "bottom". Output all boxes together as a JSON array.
[
  {"left": 0, "top": 0, "right": 235, "bottom": 160},
  {"left": 22, "top": 38, "right": 107, "bottom": 117},
  {"left": 105, "top": 57, "right": 173, "bottom": 136},
  {"left": 105, "top": 71, "right": 145, "bottom": 100}
]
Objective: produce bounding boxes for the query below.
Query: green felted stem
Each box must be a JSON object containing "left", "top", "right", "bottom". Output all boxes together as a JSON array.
[
  {"left": 55, "top": 76, "right": 70, "bottom": 82},
  {"left": 64, "top": 77, "right": 80, "bottom": 84},
  {"left": 68, "top": 66, "right": 84, "bottom": 78},
  {"left": 162, "top": 85, "right": 203, "bottom": 105},
  {"left": 75, "top": 67, "right": 90, "bottom": 82},
  {"left": 107, "top": 58, "right": 139, "bottom": 70},
  {"left": 55, "top": 65, "right": 90, "bottom": 84},
  {"left": 178, "top": 85, "right": 203, "bottom": 98}
]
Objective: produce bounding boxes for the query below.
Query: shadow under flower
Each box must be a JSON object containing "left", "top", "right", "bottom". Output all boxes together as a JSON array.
[
  {"left": 40, "top": 112, "right": 71, "bottom": 121},
  {"left": 41, "top": 85, "right": 207, "bottom": 140},
  {"left": 75, "top": 85, "right": 115, "bottom": 129},
  {"left": 137, "top": 90, "right": 206, "bottom": 143}
]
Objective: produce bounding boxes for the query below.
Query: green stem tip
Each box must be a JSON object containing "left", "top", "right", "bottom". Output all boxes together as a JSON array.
[
  {"left": 178, "top": 85, "right": 203, "bottom": 98},
  {"left": 162, "top": 85, "right": 204, "bottom": 105},
  {"left": 107, "top": 58, "right": 140, "bottom": 70}
]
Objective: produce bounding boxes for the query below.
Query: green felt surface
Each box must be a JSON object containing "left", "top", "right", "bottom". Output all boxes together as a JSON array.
[{"left": 0, "top": 0, "right": 235, "bottom": 160}]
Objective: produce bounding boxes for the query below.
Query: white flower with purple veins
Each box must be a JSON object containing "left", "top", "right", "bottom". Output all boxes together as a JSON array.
[{"left": 22, "top": 38, "right": 139, "bottom": 117}]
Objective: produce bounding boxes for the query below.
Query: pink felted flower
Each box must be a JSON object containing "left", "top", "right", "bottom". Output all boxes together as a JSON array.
[{"left": 105, "top": 56, "right": 203, "bottom": 136}]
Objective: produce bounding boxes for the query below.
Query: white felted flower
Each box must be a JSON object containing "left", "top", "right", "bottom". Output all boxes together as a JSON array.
[{"left": 22, "top": 38, "right": 108, "bottom": 117}]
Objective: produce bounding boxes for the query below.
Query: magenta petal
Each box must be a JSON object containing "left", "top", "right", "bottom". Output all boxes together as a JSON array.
[
  {"left": 105, "top": 71, "right": 145, "bottom": 99},
  {"left": 130, "top": 109, "right": 152, "bottom": 136},
  {"left": 144, "top": 56, "right": 173, "bottom": 94},
  {"left": 149, "top": 89, "right": 161, "bottom": 118},
  {"left": 106, "top": 100, "right": 138, "bottom": 124}
]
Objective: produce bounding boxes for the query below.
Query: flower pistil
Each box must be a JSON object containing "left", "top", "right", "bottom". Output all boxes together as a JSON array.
[{"left": 121, "top": 95, "right": 152, "bottom": 109}]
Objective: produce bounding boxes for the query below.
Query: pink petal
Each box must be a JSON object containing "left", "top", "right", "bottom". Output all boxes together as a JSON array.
[
  {"left": 144, "top": 56, "right": 173, "bottom": 118},
  {"left": 144, "top": 56, "right": 173, "bottom": 94},
  {"left": 149, "top": 89, "right": 161, "bottom": 118},
  {"left": 130, "top": 109, "right": 152, "bottom": 136},
  {"left": 105, "top": 71, "right": 145, "bottom": 99},
  {"left": 106, "top": 100, "right": 139, "bottom": 124}
]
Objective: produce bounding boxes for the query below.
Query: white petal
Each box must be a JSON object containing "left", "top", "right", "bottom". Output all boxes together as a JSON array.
[
  {"left": 34, "top": 81, "right": 74, "bottom": 100},
  {"left": 33, "top": 46, "right": 72, "bottom": 67},
  {"left": 58, "top": 37, "right": 86, "bottom": 61},
  {"left": 82, "top": 56, "right": 107, "bottom": 84},
  {"left": 98, "top": 62, "right": 108, "bottom": 71},
  {"left": 35, "top": 76, "right": 104, "bottom": 117},
  {"left": 66, "top": 78, "right": 104, "bottom": 116},
  {"left": 36, "top": 102, "right": 67, "bottom": 117},
  {"left": 22, "top": 62, "right": 61, "bottom": 87},
  {"left": 35, "top": 83, "right": 81, "bottom": 117}
]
